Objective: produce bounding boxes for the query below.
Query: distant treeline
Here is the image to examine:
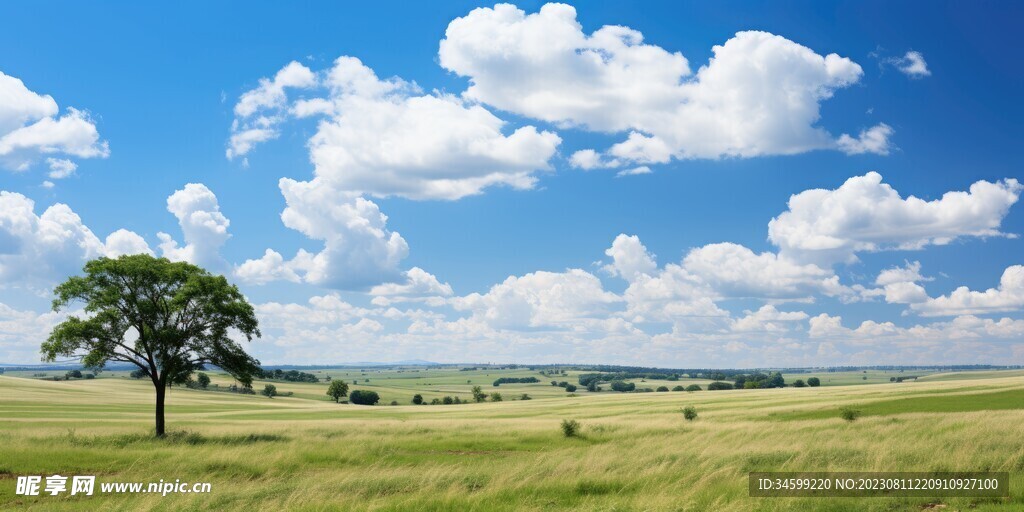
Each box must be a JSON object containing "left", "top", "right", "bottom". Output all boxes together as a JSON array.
[
  {"left": 257, "top": 368, "right": 320, "bottom": 383},
  {"left": 492, "top": 377, "right": 540, "bottom": 386}
]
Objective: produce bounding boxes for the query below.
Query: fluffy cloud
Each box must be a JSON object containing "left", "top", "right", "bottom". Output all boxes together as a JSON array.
[
  {"left": 731, "top": 305, "right": 808, "bottom": 333},
  {"left": 452, "top": 269, "right": 621, "bottom": 330},
  {"left": 227, "top": 61, "right": 317, "bottom": 159},
  {"left": 911, "top": 265, "right": 1024, "bottom": 317},
  {"left": 874, "top": 261, "right": 930, "bottom": 304},
  {"left": 440, "top": 4, "right": 882, "bottom": 166},
  {"left": 0, "top": 302, "right": 79, "bottom": 363},
  {"left": 0, "top": 71, "right": 108, "bottom": 172},
  {"left": 682, "top": 242, "right": 847, "bottom": 300},
  {"left": 768, "top": 172, "right": 1022, "bottom": 265},
  {"left": 237, "top": 178, "right": 409, "bottom": 290},
  {"left": 809, "top": 312, "right": 1024, "bottom": 341},
  {"left": 157, "top": 183, "right": 231, "bottom": 271},
  {"left": 0, "top": 191, "right": 150, "bottom": 287},
  {"left": 837, "top": 123, "right": 894, "bottom": 155},
  {"left": 887, "top": 51, "right": 931, "bottom": 79},
  {"left": 229, "top": 56, "right": 560, "bottom": 200},
  {"left": 602, "top": 234, "right": 657, "bottom": 282},
  {"left": 369, "top": 267, "right": 453, "bottom": 307}
]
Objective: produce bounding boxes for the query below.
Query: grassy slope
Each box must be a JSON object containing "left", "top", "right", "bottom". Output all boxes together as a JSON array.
[{"left": 4, "top": 372, "right": 1024, "bottom": 510}]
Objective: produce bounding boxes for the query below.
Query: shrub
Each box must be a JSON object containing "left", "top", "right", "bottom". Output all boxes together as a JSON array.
[
  {"left": 390, "top": 401, "right": 398, "bottom": 406},
  {"left": 565, "top": 384, "right": 577, "bottom": 392},
  {"left": 671, "top": 385, "right": 685, "bottom": 391},
  {"left": 349, "top": 390, "right": 380, "bottom": 406},
  {"left": 561, "top": 419, "right": 581, "bottom": 438},
  {"left": 196, "top": 372, "right": 211, "bottom": 389},
  {"left": 807, "top": 377, "right": 820, "bottom": 387},
  {"left": 793, "top": 379, "right": 806, "bottom": 388},
  {"left": 261, "top": 384, "right": 277, "bottom": 398},
  {"left": 84, "top": 374, "right": 95, "bottom": 379},
  {"left": 489, "top": 392, "right": 503, "bottom": 402},
  {"left": 707, "top": 381, "right": 733, "bottom": 390},
  {"left": 129, "top": 369, "right": 146, "bottom": 379},
  {"left": 656, "top": 386, "right": 669, "bottom": 392},
  {"left": 412, "top": 394, "right": 423, "bottom": 405},
  {"left": 430, "top": 398, "right": 441, "bottom": 405},
  {"left": 443, "top": 396, "right": 454, "bottom": 405},
  {"left": 685, "top": 384, "right": 702, "bottom": 392},
  {"left": 840, "top": 407, "right": 861, "bottom": 422},
  {"left": 519, "top": 393, "right": 531, "bottom": 400},
  {"left": 610, "top": 380, "right": 635, "bottom": 392},
  {"left": 66, "top": 370, "right": 83, "bottom": 379},
  {"left": 682, "top": 406, "right": 697, "bottom": 421}
]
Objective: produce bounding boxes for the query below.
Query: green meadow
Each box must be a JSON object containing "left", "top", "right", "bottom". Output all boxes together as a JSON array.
[{"left": 3, "top": 368, "right": 1024, "bottom": 511}]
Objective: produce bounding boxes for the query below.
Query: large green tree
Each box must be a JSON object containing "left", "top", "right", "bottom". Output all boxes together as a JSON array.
[{"left": 42, "top": 255, "right": 261, "bottom": 437}]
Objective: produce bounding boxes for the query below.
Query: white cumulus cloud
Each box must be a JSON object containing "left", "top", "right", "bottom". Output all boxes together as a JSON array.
[
  {"left": 0, "top": 71, "right": 108, "bottom": 173},
  {"left": 440, "top": 4, "right": 883, "bottom": 167},
  {"left": 768, "top": 172, "right": 1022, "bottom": 265}
]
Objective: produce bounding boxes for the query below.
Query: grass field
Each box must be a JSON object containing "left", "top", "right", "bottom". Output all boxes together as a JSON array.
[{"left": 3, "top": 368, "right": 1024, "bottom": 510}]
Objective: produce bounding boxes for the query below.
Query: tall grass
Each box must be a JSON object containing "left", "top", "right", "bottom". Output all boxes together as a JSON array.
[{"left": 3, "top": 373, "right": 1024, "bottom": 510}]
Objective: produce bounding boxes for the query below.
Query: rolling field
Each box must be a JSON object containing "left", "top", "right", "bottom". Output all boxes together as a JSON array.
[{"left": 4, "top": 369, "right": 1024, "bottom": 510}]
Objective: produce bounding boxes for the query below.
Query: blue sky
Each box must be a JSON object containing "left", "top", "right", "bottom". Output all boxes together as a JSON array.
[{"left": 1, "top": 1, "right": 1022, "bottom": 367}]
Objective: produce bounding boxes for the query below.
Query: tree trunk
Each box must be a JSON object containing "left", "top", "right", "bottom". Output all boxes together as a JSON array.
[{"left": 155, "top": 383, "right": 166, "bottom": 437}]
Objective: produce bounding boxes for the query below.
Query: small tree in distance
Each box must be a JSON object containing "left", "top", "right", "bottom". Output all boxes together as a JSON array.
[
  {"left": 412, "top": 394, "right": 424, "bottom": 405},
  {"left": 327, "top": 380, "right": 349, "bottom": 403},
  {"left": 262, "top": 384, "right": 277, "bottom": 398},
  {"left": 196, "top": 373, "right": 211, "bottom": 389},
  {"left": 807, "top": 377, "right": 821, "bottom": 387},
  {"left": 471, "top": 385, "right": 487, "bottom": 403}
]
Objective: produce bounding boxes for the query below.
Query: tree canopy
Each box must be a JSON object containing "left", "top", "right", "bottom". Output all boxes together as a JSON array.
[{"left": 41, "top": 255, "right": 261, "bottom": 436}]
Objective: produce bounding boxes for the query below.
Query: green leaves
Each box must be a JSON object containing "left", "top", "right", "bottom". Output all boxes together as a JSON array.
[{"left": 43, "top": 254, "right": 261, "bottom": 385}]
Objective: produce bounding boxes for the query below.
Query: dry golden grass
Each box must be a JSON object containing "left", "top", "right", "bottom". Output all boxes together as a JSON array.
[{"left": 3, "top": 374, "right": 1024, "bottom": 510}]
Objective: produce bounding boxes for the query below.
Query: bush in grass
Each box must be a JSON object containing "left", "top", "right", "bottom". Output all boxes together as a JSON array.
[
  {"left": 519, "top": 393, "right": 531, "bottom": 400},
  {"left": 443, "top": 396, "right": 454, "bottom": 405},
  {"left": 807, "top": 377, "right": 820, "bottom": 387},
  {"left": 672, "top": 385, "right": 685, "bottom": 391},
  {"left": 490, "top": 392, "right": 503, "bottom": 402},
  {"left": 610, "top": 380, "right": 635, "bottom": 392},
  {"left": 565, "top": 384, "right": 577, "bottom": 392},
  {"left": 561, "top": 419, "right": 581, "bottom": 438},
  {"left": 129, "top": 369, "right": 146, "bottom": 379},
  {"left": 349, "top": 390, "right": 380, "bottom": 406},
  {"left": 261, "top": 384, "right": 277, "bottom": 398},
  {"left": 656, "top": 386, "right": 670, "bottom": 392},
  {"left": 390, "top": 401, "right": 398, "bottom": 406},
  {"left": 685, "top": 384, "right": 702, "bottom": 392},
  {"left": 412, "top": 394, "right": 423, "bottom": 405},
  {"left": 430, "top": 398, "right": 441, "bottom": 405},
  {"left": 840, "top": 407, "right": 861, "bottom": 422},
  {"left": 792, "top": 379, "right": 806, "bottom": 388},
  {"left": 682, "top": 406, "right": 697, "bottom": 421},
  {"left": 707, "top": 381, "right": 733, "bottom": 390},
  {"left": 85, "top": 373, "right": 95, "bottom": 379},
  {"left": 196, "top": 372, "right": 211, "bottom": 389},
  {"left": 66, "top": 370, "right": 82, "bottom": 379}
]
